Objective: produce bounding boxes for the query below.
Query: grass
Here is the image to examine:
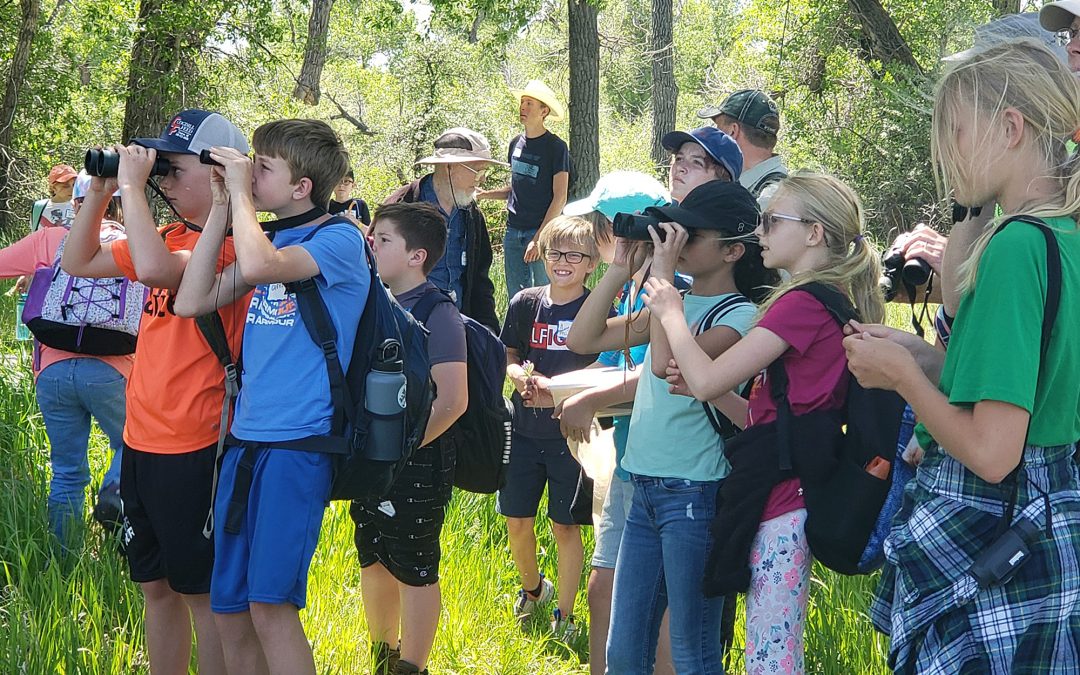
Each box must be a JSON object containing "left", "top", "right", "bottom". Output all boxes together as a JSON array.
[{"left": 0, "top": 264, "right": 930, "bottom": 673}]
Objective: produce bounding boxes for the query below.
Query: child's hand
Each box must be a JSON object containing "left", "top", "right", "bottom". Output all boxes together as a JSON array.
[
  {"left": 115, "top": 144, "right": 157, "bottom": 190},
  {"left": 85, "top": 156, "right": 119, "bottom": 196},
  {"left": 642, "top": 277, "right": 683, "bottom": 322},
  {"left": 208, "top": 146, "right": 253, "bottom": 195},
  {"left": 554, "top": 392, "right": 596, "bottom": 443},
  {"left": 209, "top": 165, "right": 229, "bottom": 206},
  {"left": 611, "top": 237, "right": 649, "bottom": 276},
  {"left": 664, "top": 359, "right": 693, "bottom": 397},
  {"left": 902, "top": 434, "right": 925, "bottom": 467},
  {"left": 843, "top": 331, "right": 919, "bottom": 392},
  {"left": 648, "top": 222, "right": 688, "bottom": 280},
  {"left": 522, "top": 375, "right": 554, "bottom": 408}
]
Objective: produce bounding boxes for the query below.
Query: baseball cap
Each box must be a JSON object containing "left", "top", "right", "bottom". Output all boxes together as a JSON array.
[
  {"left": 132, "top": 109, "right": 249, "bottom": 155},
  {"left": 697, "top": 89, "right": 781, "bottom": 137},
  {"left": 662, "top": 127, "right": 744, "bottom": 181},
  {"left": 416, "top": 127, "right": 509, "bottom": 166},
  {"left": 48, "top": 164, "right": 78, "bottom": 184},
  {"left": 563, "top": 171, "right": 670, "bottom": 220},
  {"left": 948, "top": 13, "right": 1068, "bottom": 63},
  {"left": 1041, "top": 1, "right": 1080, "bottom": 32},
  {"left": 645, "top": 180, "right": 759, "bottom": 236}
]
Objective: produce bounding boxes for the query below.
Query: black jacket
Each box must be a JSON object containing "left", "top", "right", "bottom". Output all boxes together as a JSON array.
[{"left": 384, "top": 178, "right": 500, "bottom": 332}]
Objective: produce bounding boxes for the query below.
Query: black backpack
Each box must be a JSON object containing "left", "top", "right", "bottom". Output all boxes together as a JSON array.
[
  {"left": 411, "top": 288, "right": 513, "bottom": 493},
  {"left": 222, "top": 220, "right": 435, "bottom": 534}
]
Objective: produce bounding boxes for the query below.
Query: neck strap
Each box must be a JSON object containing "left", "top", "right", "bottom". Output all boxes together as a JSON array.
[{"left": 262, "top": 206, "right": 327, "bottom": 233}]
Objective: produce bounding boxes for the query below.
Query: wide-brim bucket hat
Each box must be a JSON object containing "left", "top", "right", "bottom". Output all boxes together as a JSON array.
[{"left": 415, "top": 127, "right": 510, "bottom": 166}]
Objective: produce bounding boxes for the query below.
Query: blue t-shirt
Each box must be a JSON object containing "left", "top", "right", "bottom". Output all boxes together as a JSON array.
[
  {"left": 597, "top": 281, "right": 649, "bottom": 482},
  {"left": 230, "top": 220, "right": 369, "bottom": 442},
  {"left": 419, "top": 175, "right": 467, "bottom": 306},
  {"left": 621, "top": 292, "right": 756, "bottom": 482}
]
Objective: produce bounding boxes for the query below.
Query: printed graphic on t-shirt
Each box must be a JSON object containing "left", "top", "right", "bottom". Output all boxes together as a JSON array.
[
  {"left": 511, "top": 156, "right": 541, "bottom": 180},
  {"left": 144, "top": 288, "right": 176, "bottom": 318},
  {"left": 246, "top": 283, "right": 298, "bottom": 327},
  {"left": 529, "top": 319, "right": 573, "bottom": 351}
]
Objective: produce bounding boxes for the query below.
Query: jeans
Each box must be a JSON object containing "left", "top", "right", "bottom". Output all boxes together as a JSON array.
[
  {"left": 35, "top": 358, "right": 126, "bottom": 546},
  {"left": 606, "top": 475, "right": 724, "bottom": 675},
  {"left": 503, "top": 227, "right": 549, "bottom": 300}
]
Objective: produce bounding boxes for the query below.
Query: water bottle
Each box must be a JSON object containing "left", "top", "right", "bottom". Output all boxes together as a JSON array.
[
  {"left": 364, "top": 339, "right": 407, "bottom": 461},
  {"left": 15, "top": 293, "right": 30, "bottom": 341}
]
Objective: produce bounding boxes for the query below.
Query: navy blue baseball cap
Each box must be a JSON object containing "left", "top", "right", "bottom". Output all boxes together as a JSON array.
[
  {"left": 132, "top": 109, "right": 249, "bottom": 155},
  {"left": 662, "top": 127, "right": 743, "bottom": 181}
]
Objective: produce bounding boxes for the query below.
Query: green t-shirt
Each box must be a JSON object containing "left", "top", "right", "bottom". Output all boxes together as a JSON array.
[{"left": 918, "top": 216, "right": 1080, "bottom": 449}]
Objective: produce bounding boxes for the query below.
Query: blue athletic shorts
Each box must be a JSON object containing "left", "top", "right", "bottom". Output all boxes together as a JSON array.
[
  {"left": 210, "top": 446, "right": 333, "bottom": 613},
  {"left": 496, "top": 433, "right": 582, "bottom": 525}
]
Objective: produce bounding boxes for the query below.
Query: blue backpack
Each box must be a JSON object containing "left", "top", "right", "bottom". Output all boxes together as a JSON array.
[{"left": 411, "top": 288, "right": 513, "bottom": 494}]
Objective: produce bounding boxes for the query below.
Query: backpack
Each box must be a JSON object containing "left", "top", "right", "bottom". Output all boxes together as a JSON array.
[
  {"left": 694, "top": 293, "right": 755, "bottom": 439},
  {"left": 22, "top": 236, "right": 148, "bottom": 355},
  {"left": 411, "top": 288, "right": 513, "bottom": 494}
]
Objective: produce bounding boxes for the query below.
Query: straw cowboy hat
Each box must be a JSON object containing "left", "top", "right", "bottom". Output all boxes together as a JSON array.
[
  {"left": 415, "top": 127, "right": 509, "bottom": 166},
  {"left": 512, "top": 80, "right": 566, "bottom": 122}
]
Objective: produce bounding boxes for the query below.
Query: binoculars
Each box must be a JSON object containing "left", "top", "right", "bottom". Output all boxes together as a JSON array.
[{"left": 84, "top": 148, "right": 221, "bottom": 178}]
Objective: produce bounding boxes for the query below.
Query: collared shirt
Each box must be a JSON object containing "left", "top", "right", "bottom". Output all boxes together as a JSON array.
[
  {"left": 419, "top": 175, "right": 466, "bottom": 307},
  {"left": 739, "top": 154, "right": 789, "bottom": 208}
]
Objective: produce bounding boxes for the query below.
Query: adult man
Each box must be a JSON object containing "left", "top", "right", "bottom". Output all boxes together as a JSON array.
[
  {"left": 385, "top": 127, "right": 502, "bottom": 332},
  {"left": 479, "top": 80, "right": 570, "bottom": 299},
  {"left": 698, "top": 89, "right": 788, "bottom": 205},
  {"left": 1042, "top": 1, "right": 1080, "bottom": 74},
  {"left": 33, "top": 164, "right": 78, "bottom": 231}
]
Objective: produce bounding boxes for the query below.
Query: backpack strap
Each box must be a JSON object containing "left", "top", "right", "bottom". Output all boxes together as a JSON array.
[
  {"left": 411, "top": 287, "right": 454, "bottom": 326},
  {"left": 30, "top": 199, "right": 48, "bottom": 232},
  {"left": 195, "top": 310, "right": 241, "bottom": 539},
  {"left": 694, "top": 294, "right": 754, "bottom": 439}
]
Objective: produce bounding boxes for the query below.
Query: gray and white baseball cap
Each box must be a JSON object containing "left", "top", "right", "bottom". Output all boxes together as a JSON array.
[{"left": 133, "top": 109, "right": 249, "bottom": 155}]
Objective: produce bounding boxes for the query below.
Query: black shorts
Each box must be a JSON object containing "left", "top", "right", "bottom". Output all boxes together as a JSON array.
[
  {"left": 120, "top": 443, "right": 217, "bottom": 594},
  {"left": 351, "top": 440, "right": 456, "bottom": 587}
]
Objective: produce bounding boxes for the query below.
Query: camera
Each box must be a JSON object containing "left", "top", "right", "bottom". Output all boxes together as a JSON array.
[
  {"left": 612, "top": 212, "right": 666, "bottom": 243},
  {"left": 199, "top": 149, "right": 222, "bottom": 167},
  {"left": 880, "top": 245, "right": 931, "bottom": 301},
  {"left": 84, "top": 148, "right": 170, "bottom": 179}
]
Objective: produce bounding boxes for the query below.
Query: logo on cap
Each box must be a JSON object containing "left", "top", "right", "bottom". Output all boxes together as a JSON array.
[{"left": 168, "top": 116, "right": 196, "bottom": 141}]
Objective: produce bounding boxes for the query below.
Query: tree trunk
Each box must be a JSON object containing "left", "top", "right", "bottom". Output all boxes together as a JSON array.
[
  {"left": 846, "top": 0, "right": 922, "bottom": 74},
  {"left": 293, "top": 0, "right": 335, "bottom": 105},
  {"left": 992, "top": 0, "right": 1020, "bottom": 16},
  {"left": 649, "top": 0, "right": 676, "bottom": 168},
  {"left": 567, "top": 0, "right": 600, "bottom": 200},
  {"left": 0, "top": 0, "right": 43, "bottom": 233}
]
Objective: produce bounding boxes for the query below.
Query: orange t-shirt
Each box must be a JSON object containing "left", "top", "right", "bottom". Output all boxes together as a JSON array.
[{"left": 110, "top": 223, "right": 251, "bottom": 454}]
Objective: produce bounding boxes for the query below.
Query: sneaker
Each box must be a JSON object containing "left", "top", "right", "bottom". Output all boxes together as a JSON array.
[
  {"left": 393, "top": 659, "right": 428, "bottom": 675},
  {"left": 371, "top": 641, "right": 401, "bottom": 675},
  {"left": 513, "top": 575, "right": 555, "bottom": 620},
  {"left": 92, "top": 482, "right": 123, "bottom": 530},
  {"left": 551, "top": 608, "right": 579, "bottom": 641}
]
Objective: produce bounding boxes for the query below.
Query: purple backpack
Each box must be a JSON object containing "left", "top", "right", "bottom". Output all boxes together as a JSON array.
[{"left": 22, "top": 237, "right": 148, "bottom": 355}]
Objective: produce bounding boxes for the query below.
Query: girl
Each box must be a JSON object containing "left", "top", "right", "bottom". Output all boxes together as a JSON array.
[
  {"left": 845, "top": 40, "right": 1080, "bottom": 672},
  {"left": 643, "top": 171, "right": 883, "bottom": 674}
]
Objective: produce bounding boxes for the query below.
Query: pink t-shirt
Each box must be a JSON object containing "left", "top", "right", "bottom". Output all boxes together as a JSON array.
[
  {"left": 747, "top": 289, "right": 849, "bottom": 521},
  {"left": 0, "top": 227, "right": 133, "bottom": 380}
]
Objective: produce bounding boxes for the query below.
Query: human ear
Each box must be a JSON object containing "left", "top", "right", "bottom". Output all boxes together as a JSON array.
[
  {"left": 409, "top": 248, "right": 428, "bottom": 269},
  {"left": 292, "top": 176, "right": 314, "bottom": 201},
  {"left": 1001, "top": 107, "right": 1026, "bottom": 150},
  {"left": 807, "top": 222, "right": 827, "bottom": 247},
  {"left": 723, "top": 241, "right": 746, "bottom": 262}
]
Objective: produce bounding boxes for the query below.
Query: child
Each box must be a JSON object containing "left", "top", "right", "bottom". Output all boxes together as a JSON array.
[
  {"left": 0, "top": 173, "right": 130, "bottom": 551},
  {"left": 62, "top": 109, "right": 250, "bottom": 675},
  {"left": 329, "top": 168, "right": 371, "bottom": 227},
  {"left": 589, "top": 180, "right": 770, "bottom": 674},
  {"left": 846, "top": 41, "right": 1080, "bottom": 673},
  {"left": 643, "top": 172, "right": 884, "bottom": 674},
  {"left": 499, "top": 215, "right": 606, "bottom": 636},
  {"left": 354, "top": 202, "right": 469, "bottom": 675},
  {"left": 173, "top": 119, "right": 364, "bottom": 674}
]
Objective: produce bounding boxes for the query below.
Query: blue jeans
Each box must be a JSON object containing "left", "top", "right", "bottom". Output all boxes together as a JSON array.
[
  {"left": 606, "top": 475, "right": 724, "bottom": 675},
  {"left": 35, "top": 358, "right": 126, "bottom": 546},
  {"left": 503, "top": 227, "right": 549, "bottom": 300}
]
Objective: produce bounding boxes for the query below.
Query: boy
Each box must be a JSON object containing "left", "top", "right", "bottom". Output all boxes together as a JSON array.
[
  {"left": 477, "top": 80, "right": 570, "bottom": 299},
  {"left": 355, "top": 202, "right": 469, "bottom": 675},
  {"left": 499, "top": 215, "right": 610, "bottom": 637},
  {"left": 173, "top": 118, "right": 365, "bottom": 675},
  {"left": 61, "top": 109, "right": 251, "bottom": 675},
  {"left": 329, "top": 168, "right": 371, "bottom": 227}
]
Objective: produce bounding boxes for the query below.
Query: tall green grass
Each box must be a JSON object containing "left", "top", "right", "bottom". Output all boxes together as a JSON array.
[{"left": 0, "top": 266, "right": 920, "bottom": 673}]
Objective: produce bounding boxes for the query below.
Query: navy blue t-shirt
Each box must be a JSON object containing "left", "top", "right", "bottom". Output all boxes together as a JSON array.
[{"left": 506, "top": 131, "right": 571, "bottom": 231}]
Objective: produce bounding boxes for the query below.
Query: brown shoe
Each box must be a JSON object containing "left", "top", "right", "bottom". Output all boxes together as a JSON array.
[
  {"left": 393, "top": 659, "right": 429, "bottom": 675},
  {"left": 371, "top": 642, "right": 401, "bottom": 675}
]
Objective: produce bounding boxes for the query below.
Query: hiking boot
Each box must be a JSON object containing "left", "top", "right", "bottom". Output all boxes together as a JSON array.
[
  {"left": 371, "top": 641, "right": 401, "bottom": 675},
  {"left": 551, "top": 608, "right": 579, "bottom": 641},
  {"left": 92, "top": 482, "right": 123, "bottom": 531},
  {"left": 513, "top": 574, "right": 554, "bottom": 621},
  {"left": 393, "top": 659, "right": 429, "bottom": 675}
]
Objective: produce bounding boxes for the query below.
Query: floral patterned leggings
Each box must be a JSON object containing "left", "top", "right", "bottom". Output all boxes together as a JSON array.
[{"left": 745, "top": 509, "right": 811, "bottom": 675}]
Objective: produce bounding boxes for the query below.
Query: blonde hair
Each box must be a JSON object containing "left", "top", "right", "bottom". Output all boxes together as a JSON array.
[
  {"left": 757, "top": 172, "right": 885, "bottom": 323},
  {"left": 932, "top": 39, "right": 1080, "bottom": 294},
  {"left": 537, "top": 215, "right": 601, "bottom": 260}
]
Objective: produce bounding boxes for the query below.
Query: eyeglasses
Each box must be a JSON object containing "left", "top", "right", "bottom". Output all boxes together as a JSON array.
[
  {"left": 1057, "top": 27, "right": 1080, "bottom": 46},
  {"left": 544, "top": 249, "right": 592, "bottom": 264},
  {"left": 759, "top": 211, "right": 813, "bottom": 235},
  {"left": 458, "top": 164, "right": 488, "bottom": 178}
]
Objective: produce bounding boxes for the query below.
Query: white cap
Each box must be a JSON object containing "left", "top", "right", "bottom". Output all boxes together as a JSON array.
[{"left": 1041, "top": 0, "right": 1080, "bottom": 32}]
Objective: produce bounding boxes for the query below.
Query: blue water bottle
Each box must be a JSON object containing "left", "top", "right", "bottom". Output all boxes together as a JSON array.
[
  {"left": 15, "top": 293, "right": 30, "bottom": 341},
  {"left": 363, "top": 339, "right": 407, "bottom": 461}
]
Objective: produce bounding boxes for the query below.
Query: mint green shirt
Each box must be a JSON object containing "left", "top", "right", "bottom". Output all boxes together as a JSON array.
[{"left": 621, "top": 293, "right": 757, "bottom": 481}]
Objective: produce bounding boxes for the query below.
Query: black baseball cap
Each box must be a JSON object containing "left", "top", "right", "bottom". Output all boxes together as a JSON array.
[
  {"left": 697, "top": 89, "right": 781, "bottom": 137},
  {"left": 645, "top": 180, "right": 759, "bottom": 236}
]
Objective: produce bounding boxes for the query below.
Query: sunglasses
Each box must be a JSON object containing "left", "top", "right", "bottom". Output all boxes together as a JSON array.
[{"left": 759, "top": 211, "right": 813, "bottom": 235}]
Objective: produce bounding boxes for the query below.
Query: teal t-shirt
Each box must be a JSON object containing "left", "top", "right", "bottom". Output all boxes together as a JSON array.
[
  {"left": 621, "top": 292, "right": 757, "bottom": 481},
  {"left": 918, "top": 216, "right": 1080, "bottom": 449}
]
